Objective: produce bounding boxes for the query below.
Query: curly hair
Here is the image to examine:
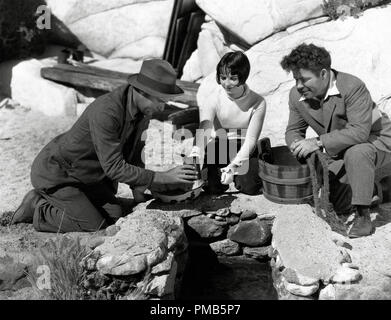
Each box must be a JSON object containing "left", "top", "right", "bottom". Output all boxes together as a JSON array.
[
  {"left": 280, "top": 43, "right": 331, "bottom": 75},
  {"left": 216, "top": 51, "right": 250, "bottom": 85}
]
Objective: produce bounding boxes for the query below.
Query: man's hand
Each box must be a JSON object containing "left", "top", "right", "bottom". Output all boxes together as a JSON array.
[
  {"left": 153, "top": 164, "right": 198, "bottom": 185},
  {"left": 132, "top": 185, "right": 148, "bottom": 203},
  {"left": 291, "top": 138, "right": 319, "bottom": 159}
]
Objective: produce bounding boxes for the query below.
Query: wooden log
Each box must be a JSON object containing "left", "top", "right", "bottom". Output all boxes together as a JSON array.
[{"left": 40, "top": 63, "right": 200, "bottom": 106}]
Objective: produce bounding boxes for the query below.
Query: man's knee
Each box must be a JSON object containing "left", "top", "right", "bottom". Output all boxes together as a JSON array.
[{"left": 343, "top": 143, "right": 376, "bottom": 166}]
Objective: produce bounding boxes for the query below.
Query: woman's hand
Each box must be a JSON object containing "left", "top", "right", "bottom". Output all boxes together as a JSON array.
[{"left": 220, "top": 163, "right": 239, "bottom": 185}]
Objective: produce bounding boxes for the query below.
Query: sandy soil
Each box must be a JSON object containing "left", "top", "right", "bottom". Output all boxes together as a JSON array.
[{"left": 0, "top": 106, "right": 76, "bottom": 215}]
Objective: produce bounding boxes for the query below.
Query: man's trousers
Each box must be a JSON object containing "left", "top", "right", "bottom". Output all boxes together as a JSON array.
[
  {"left": 31, "top": 118, "right": 149, "bottom": 233},
  {"left": 328, "top": 143, "right": 391, "bottom": 213}
]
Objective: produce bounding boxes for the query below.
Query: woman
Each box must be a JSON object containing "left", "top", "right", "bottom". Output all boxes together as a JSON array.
[{"left": 190, "top": 51, "right": 266, "bottom": 195}]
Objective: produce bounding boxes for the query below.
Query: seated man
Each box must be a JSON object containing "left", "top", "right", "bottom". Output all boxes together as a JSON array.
[
  {"left": 281, "top": 43, "right": 391, "bottom": 238},
  {"left": 11, "top": 59, "right": 198, "bottom": 233}
]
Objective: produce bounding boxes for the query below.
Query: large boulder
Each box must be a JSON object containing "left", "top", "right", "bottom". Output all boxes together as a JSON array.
[
  {"left": 196, "top": 6, "right": 391, "bottom": 146},
  {"left": 90, "top": 209, "right": 187, "bottom": 276},
  {"left": 272, "top": 204, "right": 344, "bottom": 281},
  {"left": 11, "top": 58, "right": 78, "bottom": 116},
  {"left": 195, "top": 0, "right": 325, "bottom": 46},
  {"left": 46, "top": 0, "right": 174, "bottom": 60}
]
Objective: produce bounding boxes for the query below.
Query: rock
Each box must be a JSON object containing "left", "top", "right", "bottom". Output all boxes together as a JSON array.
[
  {"left": 0, "top": 255, "right": 29, "bottom": 291},
  {"left": 187, "top": 214, "right": 228, "bottom": 238},
  {"left": 243, "top": 246, "right": 270, "bottom": 260},
  {"left": 206, "top": 213, "right": 216, "bottom": 219},
  {"left": 240, "top": 210, "right": 257, "bottom": 221},
  {"left": 331, "top": 231, "right": 353, "bottom": 250},
  {"left": 319, "top": 284, "right": 336, "bottom": 300},
  {"left": 281, "top": 268, "right": 319, "bottom": 287},
  {"left": 215, "top": 208, "right": 230, "bottom": 217},
  {"left": 151, "top": 253, "right": 174, "bottom": 275},
  {"left": 90, "top": 58, "right": 142, "bottom": 74},
  {"left": 196, "top": 6, "right": 391, "bottom": 146},
  {"left": 229, "top": 194, "right": 281, "bottom": 219},
  {"left": 272, "top": 204, "right": 344, "bottom": 281},
  {"left": 93, "top": 209, "right": 186, "bottom": 276},
  {"left": 144, "top": 261, "right": 178, "bottom": 297},
  {"left": 105, "top": 225, "right": 120, "bottom": 237},
  {"left": 228, "top": 218, "right": 271, "bottom": 247},
  {"left": 183, "top": 0, "right": 325, "bottom": 81},
  {"left": 214, "top": 215, "right": 226, "bottom": 222},
  {"left": 271, "top": 265, "right": 314, "bottom": 300},
  {"left": 85, "top": 236, "right": 105, "bottom": 250},
  {"left": 210, "top": 239, "right": 240, "bottom": 256},
  {"left": 339, "top": 248, "right": 352, "bottom": 264},
  {"left": 226, "top": 214, "right": 240, "bottom": 225},
  {"left": 275, "top": 254, "right": 284, "bottom": 270},
  {"left": 195, "top": 0, "right": 324, "bottom": 46},
  {"left": 229, "top": 207, "right": 242, "bottom": 216},
  {"left": 341, "top": 263, "right": 359, "bottom": 270},
  {"left": 331, "top": 266, "right": 362, "bottom": 284},
  {"left": 284, "top": 280, "right": 319, "bottom": 297},
  {"left": 47, "top": 0, "right": 174, "bottom": 60},
  {"left": 11, "top": 58, "right": 78, "bottom": 116}
]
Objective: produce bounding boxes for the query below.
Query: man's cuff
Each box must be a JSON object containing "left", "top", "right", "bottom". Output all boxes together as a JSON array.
[{"left": 135, "top": 169, "right": 155, "bottom": 190}]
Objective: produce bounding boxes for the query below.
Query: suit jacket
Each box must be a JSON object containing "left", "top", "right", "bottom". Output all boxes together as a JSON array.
[
  {"left": 31, "top": 85, "right": 155, "bottom": 192},
  {"left": 285, "top": 70, "right": 391, "bottom": 158}
]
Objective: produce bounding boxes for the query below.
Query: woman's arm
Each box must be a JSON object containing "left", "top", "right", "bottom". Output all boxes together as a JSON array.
[
  {"left": 191, "top": 95, "right": 217, "bottom": 157},
  {"left": 231, "top": 99, "right": 266, "bottom": 167}
]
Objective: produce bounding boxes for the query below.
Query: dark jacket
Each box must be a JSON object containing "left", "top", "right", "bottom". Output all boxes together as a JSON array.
[
  {"left": 285, "top": 70, "right": 391, "bottom": 158},
  {"left": 31, "top": 85, "right": 155, "bottom": 192}
]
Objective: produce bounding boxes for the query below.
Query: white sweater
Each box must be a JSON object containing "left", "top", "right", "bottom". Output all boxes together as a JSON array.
[{"left": 198, "top": 84, "right": 266, "bottom": 166}]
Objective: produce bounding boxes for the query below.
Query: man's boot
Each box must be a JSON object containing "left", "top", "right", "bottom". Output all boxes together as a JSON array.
[
  {"left": 11, "top": 189, "right": 42, "bottom": 224},
  {"left": 347, "top": 206, "right": 373, "bottom": 238}
]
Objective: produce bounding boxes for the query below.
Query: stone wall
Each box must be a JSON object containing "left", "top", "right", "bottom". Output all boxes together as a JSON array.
[
  {"left": 270, "top": 204, "right": 391, "bottom": 300},
  {"left": 81, "top": 209, "right": 188, "bottom": 300}
]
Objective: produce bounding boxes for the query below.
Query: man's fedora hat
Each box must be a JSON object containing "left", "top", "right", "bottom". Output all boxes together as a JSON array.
[{"left": 128, "top": 59, "right": 184, "bottom": 98}]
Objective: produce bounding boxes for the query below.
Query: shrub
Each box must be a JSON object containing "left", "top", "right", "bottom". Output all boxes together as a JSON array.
[
  {"left": 0, "top": 0, "right": 46, "bottom": 62},
  {"left": 27, "top": 236, "right": 89, "bottom": 300},
  {"left": 322, "top": 0, "right": 391, "bottom": 19}
]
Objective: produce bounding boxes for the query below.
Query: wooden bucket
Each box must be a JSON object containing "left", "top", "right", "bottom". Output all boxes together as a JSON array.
[{"left": 258, "top": 145, "right": 312, "bottom": 204}]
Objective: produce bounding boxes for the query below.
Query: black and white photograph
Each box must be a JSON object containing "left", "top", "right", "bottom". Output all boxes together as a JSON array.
[{"left": 1, "top": 0, "right": 391, "bottom": 307}]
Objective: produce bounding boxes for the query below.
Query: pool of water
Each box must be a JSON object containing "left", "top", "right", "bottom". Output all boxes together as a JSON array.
[{"left": 179, "top": 242, "right": 277, "bottom": 300}]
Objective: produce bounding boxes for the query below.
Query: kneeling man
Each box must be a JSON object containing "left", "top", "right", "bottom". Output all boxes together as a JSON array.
[
  {"left": 281, "top": 43, "right": 391, "bottom": 238},
  {"left": 11, "top": 59, "right": 197, "bottom": 232}
]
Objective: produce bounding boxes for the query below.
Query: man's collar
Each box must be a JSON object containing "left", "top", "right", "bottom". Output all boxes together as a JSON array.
[
  {"left": 299, "top": 70, "right": 340, "bottom": 102},
  {"left": 127, "top": 86, "right": 140, "bottom": 120}
]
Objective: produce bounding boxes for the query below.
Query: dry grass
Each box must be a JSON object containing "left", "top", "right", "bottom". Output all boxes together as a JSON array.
[{"left": 26, "top": 236, "right": 89, "bottom": 300}]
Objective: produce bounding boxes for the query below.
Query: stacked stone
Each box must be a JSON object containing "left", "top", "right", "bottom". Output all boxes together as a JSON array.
[
  {"left": 186, "top": 207, "right": 272, "bottom": 261},
  {"left": 80, "top": 209, "right": 188, "bottom": 300},
  {"left": 269, "top": 205, "right": 363, "bottom": 300}
]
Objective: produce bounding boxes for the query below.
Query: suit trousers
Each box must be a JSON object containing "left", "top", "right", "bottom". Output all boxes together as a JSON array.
[
  {"left": 32, "top": 118, "right": 149, "bottom": 233},
  {"left": 328, "top": 143, "right": 391, "bottom": 212}
]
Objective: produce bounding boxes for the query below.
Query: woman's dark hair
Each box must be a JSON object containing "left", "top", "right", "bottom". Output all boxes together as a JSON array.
[
  {"left": 216, "top": 51, "right": 250, "bottom": 85},
  {"left": 280, "top": 43, "right": 331, "bottom": 75}
]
